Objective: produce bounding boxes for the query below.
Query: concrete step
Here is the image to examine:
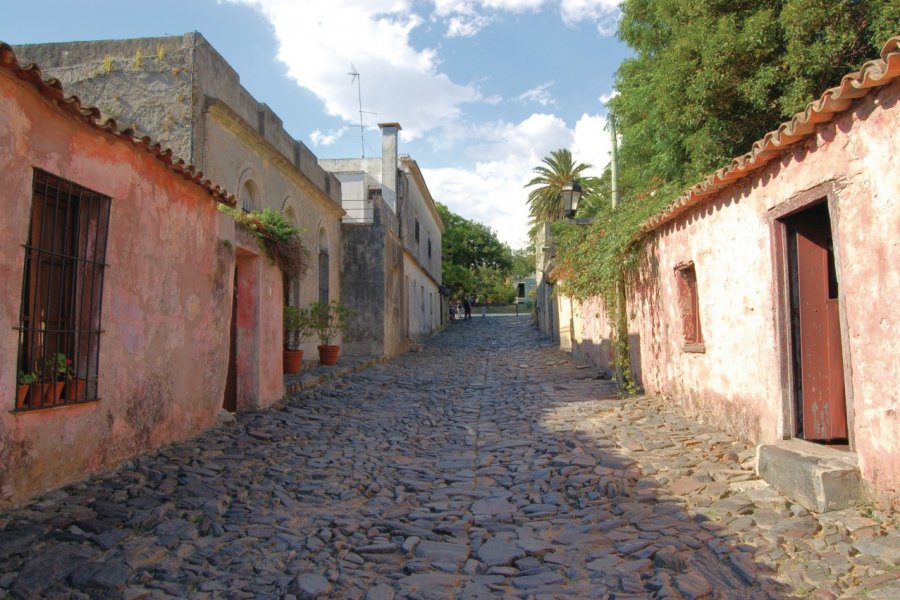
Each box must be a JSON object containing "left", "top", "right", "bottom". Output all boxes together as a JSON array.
[{"left": 756, "top": 439, "right": 863, "bottom": 513}]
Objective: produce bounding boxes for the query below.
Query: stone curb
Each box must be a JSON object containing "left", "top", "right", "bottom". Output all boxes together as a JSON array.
[{"left": 283, "top": 355, "right": 387, "bottom": 395}]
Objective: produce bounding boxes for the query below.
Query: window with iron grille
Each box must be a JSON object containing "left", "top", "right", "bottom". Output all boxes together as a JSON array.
[
  {"left": 414, "top": 219, "right": 420, "bottom": 244},
  {"left": 16, "top": 170, "right": 111, "bottom": 410},
  {"left": 675, "top": 262, "right": 704, "bottom": 352}
]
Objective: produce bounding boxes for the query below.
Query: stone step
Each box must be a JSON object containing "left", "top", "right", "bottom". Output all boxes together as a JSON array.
[{"left": 756, "top": 439, "right": 863, "bottom": 513}]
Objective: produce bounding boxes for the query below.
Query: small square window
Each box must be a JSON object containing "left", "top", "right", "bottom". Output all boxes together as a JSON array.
[{"left": 675, "top": 262, "right": 704, "bottom": 352}]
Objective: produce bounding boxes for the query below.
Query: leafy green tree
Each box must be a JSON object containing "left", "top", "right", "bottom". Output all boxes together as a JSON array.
[
  {"left": 525, "top": 149, "right": 601, "bottom": 225},
  {"left": 437, "top": 203, "right": 517, "bottom": 301},
  {"left": 611, "top": 0, "right": 898, "bottom": 195},
  {"left": 510, "top": 247, "right": 536, "bottom": 280},
  {"left": 436, "top": 203, "right": 512, "bottom": 272}
]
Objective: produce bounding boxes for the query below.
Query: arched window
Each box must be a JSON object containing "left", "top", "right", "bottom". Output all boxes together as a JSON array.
[
  {"left": 240, "top": 180, "right": 260, "bottom": 213},
  {"left": 317, "top": 228, "right": 329, "bottom": 304},
  {"left": 282, "top": 205, "right": 300, "bottom": 306}
]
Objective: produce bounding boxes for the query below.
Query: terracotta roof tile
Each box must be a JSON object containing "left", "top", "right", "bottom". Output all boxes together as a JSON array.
[
  {"left": 643, "top": 35, "right": 900, "bottom": 232},
  {"left": 0, "top": 42, "right": 236, "bottom": 206}
]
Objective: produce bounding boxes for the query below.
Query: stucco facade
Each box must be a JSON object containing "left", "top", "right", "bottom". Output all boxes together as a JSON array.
[
  {"left": 320, "top": 125, "right": 444, "bottom": 358},
  {"left": 15, "top": 33, "right": 345, "bottom": 407},
  {"left": 562, "top": 58, "right": 900, "bottom": 505},
  {"left": 0, "top": 44, "right": 237, "bottom": 505}
]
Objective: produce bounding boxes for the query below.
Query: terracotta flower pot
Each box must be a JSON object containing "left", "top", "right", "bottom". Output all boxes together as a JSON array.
[
  {"left": 317, "top": 344, "right": 340, "bottom": 366},
  {"left": 31, "top": 381, "right": 61, "bottom": 407},
  {"left": 65, "top": 377, "right": 87, "bottom": 402},
  {"left": 283, "top": 349, "right": 304, "bottom": 374},
  {"left": 45, "top": 381, "right": 65, "bottom": 405},
  {"left": 16, "top": 384, "right": 30, "bottom": 410}
]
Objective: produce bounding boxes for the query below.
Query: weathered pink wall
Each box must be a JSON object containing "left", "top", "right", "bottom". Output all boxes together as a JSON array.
[
  {"left": 0, "top": 71, "right": 233, "bottom": 505},
  {"left": 232, "top": 234, "right": 285, "bottom": 411},
  {"left": 572, "top": 80, "right": 900, "bottom": 504}
]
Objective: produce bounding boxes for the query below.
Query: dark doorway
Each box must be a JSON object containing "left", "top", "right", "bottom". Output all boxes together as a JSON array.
[
  {"left": 223, "top": 263, "right": 238, "bottom": 413},
  {"left": 783, "top": 202, "right": 847, "bottom": 443}
]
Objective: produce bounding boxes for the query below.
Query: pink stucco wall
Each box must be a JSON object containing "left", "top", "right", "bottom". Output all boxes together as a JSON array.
[
  {"left": 232, "top": 234, "right": 285, "bottom": 412},
  {"left": 573, "top": 80, "right": 900, "bottom": 504},
  {"left": 0, "top": 70, "right": 234, "bottom": 505}
]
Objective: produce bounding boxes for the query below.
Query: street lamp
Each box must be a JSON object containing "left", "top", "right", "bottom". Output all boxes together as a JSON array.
[{"left": 561, "top": 180, "right": 583, "bottom": 219}]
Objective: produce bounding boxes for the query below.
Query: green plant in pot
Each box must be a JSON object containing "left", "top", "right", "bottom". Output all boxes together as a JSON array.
[
  {"left": 283, "top": 305, "right": 313, "bottom": 374},
  {"left": 16, "top": 370, "right": 37, "bottom": 410},
  {"left": 37, "top": 352, "right": 69, "bottom": 406},
  {"left": 308, "top": 301, "right": 355, "bottom": 365}
]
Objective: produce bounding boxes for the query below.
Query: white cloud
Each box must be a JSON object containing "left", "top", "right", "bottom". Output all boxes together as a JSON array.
[
  {"left": 424, "top": 111, "right": 609, "bottom": 248},
  {"left": 435, "top": 0, "right": 620, "bottom": 37},
  {"left": 228, "top": 0, "right": 481, "bottom": 140},
  {"left": 517, "top": 81, "right": 555, "bottom": 107},
  {"left": 599, "top": 90, "right": 619, "bottom": 105},
  {"left": 559, "top": 0, "right": 620, "bottom": 34},
  {"left": 446, "top": 14, "right": 493, "bottom": 37},
  {"left": 571, "top": 112, "right": 611, "bottom": 178},
  {"left": 310, "top": 127, "right": 349, "bottom": 146}
]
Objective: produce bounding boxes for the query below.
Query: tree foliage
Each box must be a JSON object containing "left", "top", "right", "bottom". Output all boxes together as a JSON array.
[
  {"left": 437, "top": 202, "right": 521, "bottom": 302},
  {"left": 552, "top": 0, "right": 897, "bottom": 302},
  {"left": 611, "top": 0, "right": 898, "bottom": 194},
  {"left": 525, "top": 149, "right": 601, "bottom": 226}
]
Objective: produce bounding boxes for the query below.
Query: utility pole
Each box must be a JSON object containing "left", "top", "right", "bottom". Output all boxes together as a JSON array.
[
  {"left": 610, "top": 112, "right": 620, "bottom": 210},
  {"left": 609, "top": 111, "right": 629, "bottom": 391}
]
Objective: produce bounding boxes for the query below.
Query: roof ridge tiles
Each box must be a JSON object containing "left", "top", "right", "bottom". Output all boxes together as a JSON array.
[{"left": 643, "top": 35, "right": 900, "bottom": 232}]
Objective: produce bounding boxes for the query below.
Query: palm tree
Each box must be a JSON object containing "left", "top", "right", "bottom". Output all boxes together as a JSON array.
[{"left": 525, "top": 149, "right": 596, "bottom": 224}]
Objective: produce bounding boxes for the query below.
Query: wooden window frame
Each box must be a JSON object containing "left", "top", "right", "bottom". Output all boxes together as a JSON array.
[{"left": 675, "top": 261, "right": 705, "bottom": 353}]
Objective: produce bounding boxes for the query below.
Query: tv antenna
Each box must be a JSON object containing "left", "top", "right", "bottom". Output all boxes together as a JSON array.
[{"left": 348, "top": 64, "right": 376, "bottom": 158}]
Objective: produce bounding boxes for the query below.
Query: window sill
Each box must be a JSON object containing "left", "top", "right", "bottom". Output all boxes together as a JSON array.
[
  {"left": 11, "top": 399, "right": 100, "bottom": 414},
  {"left": 683, "top": 342, "right": 706, "bottom": 354}
]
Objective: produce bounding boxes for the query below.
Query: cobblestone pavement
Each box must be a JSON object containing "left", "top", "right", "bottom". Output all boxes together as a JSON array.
[{"left": 1, "top": 316, "right": 898, "bottom": 599}]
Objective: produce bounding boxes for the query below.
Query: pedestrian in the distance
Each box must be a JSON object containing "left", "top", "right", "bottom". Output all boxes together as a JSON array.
[
  {"left": 462, "top": 296, "right": 471, "bottom": 319},
  {"left": 481, "top": 303, "right": 487, "bottom": 318}
]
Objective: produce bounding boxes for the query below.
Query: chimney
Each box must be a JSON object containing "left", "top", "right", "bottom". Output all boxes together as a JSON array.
[{"left": 379, "top": 122, "right": 401, "bottom": 212}]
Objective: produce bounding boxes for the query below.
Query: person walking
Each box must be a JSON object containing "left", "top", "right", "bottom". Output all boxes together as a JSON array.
[{"left": 462, "top": 296, "right": 472, "bottom": 320}]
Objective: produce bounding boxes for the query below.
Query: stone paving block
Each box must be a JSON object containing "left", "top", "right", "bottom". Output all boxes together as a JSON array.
[{"left": 0, "top": 317, "right": 897, "bottom": 599}]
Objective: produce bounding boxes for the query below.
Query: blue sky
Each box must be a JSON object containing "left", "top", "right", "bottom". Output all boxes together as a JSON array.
[{"left": 3, "top": 0, "right": 630, "bottom": 248}]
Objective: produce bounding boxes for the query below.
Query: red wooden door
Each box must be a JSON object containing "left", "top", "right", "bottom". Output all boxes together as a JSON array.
[{"left": 792, "top": 208, "right": 847, "bottom": 441}]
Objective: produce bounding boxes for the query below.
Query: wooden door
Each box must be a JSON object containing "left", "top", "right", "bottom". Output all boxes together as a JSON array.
[{"left": 788, "top": 205, "right": 847, "bottom": 441}]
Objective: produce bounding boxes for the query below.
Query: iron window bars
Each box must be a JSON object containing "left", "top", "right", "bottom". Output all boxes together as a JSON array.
[{"left": 15, "top": 170, "right": 110, "bottom": 410}]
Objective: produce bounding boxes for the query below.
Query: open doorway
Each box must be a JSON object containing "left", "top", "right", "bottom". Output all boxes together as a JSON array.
[
  {"left": 781, "top": 202, "right": 848, "bottom": 445},
  {"left": 223, "top": 262, "right": 239, "bottom": 413}
]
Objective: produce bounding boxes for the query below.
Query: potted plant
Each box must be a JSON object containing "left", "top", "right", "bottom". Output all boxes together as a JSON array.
[
  {"left": 283, "top": 305, "right": 313, "bottom": 374},
  {"left": 64, "top": 358, "right": 88, "bottom": 402},
  {"left": 308, "top": 301, "right": 355, "bottom": 365},
  {"left": 34, "top": 352, "right": 68, "bottom": 406},
  {"left": 16, "top": 370, "right": 37, "bottom": 409}
]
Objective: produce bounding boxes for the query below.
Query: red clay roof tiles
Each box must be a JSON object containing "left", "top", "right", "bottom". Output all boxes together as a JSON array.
[{"left": 643, "top": 35, "right": 900, "bottom": 232}]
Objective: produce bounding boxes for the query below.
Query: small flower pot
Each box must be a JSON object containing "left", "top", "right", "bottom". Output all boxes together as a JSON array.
[
  {"left": 16, "top": 384, "right": 31, "bottom": 410},
  {"left": 317, "top": 344, "right": 340, "bottom": 366},
  {"left": 45, "top": 381, "right": 65, "bottom": 405},
  {"left": 65, "top": 377, "right": 87, "bottom": 402},
  {"left": 283, "top": 349, "right": 304, "bottom": 374}
]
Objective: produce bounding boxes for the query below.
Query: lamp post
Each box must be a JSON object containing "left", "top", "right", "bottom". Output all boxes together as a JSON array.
[{"left": 561, "top": 180, "right": 582, "bottom": 219}]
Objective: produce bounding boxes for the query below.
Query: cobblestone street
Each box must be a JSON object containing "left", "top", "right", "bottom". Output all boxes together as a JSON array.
[{"left": 1, "top": 316, "right": 898, "bottom": 599}]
